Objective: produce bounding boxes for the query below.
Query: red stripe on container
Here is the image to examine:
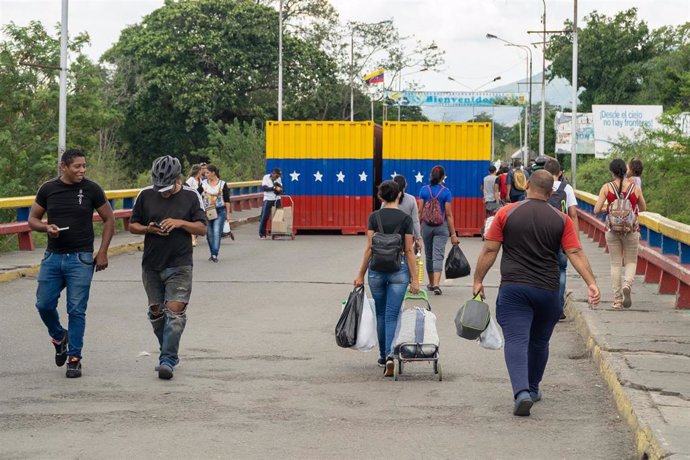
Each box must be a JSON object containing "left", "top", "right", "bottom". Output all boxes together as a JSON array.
[{"left": 292, "top": 196, "right": 372, "bottom": 234}]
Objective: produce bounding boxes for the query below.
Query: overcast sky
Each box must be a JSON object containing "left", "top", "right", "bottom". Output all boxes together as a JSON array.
[{"left": 1, "top": 0, "right": 688, "bottom": 92}]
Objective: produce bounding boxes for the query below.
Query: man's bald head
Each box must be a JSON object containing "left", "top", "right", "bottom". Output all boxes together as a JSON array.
[{"left": 527, "top": 170, "right": 554, "bottom": 200}]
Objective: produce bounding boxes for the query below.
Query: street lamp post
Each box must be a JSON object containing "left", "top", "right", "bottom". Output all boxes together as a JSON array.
[
  {"left": 278, "top": 0, "right": 283, "bottom": 121},
  {"left": 58, "top": 0, "right": 68, "bottom": 170},
  {"left": 539, "top": 0, "right": 547, "bottom": 158},
  {"left": 571, "top": 0, "right": 579, "bottom": 188},
  {"left": 486, "top": 33, "right": 533, "bottom": 164}
]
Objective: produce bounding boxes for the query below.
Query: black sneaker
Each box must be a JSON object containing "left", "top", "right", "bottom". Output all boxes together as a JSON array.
[
  {"left": 65, "top": 357, "right": 82, "bottom": 378},
  {"left": 384, "top": 359, "right": 395, "bottom": 377},
  {"left": 158, "top": 363, "right": 174, "bottom": 380},
  {"left": 377, "top": 358, "right": 386, "bottom": 368},
  {"left": 53, "top": 333, "right": 68, "bottom": 367}
]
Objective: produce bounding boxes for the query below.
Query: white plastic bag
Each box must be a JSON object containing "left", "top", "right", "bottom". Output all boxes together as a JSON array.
[
  {"left": 222, "top": 220, "right": 231, "bottom": 235},
  {"left": 479, "top": 315, "right": 503, "bottom": 350},
  {"left": 352, "top": 291, "right": 378, "bottom": 352}
]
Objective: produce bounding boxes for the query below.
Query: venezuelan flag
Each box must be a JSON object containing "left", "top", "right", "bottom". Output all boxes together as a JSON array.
[{"left": 363, "top": 68, "right": 385, "bottom": 85}]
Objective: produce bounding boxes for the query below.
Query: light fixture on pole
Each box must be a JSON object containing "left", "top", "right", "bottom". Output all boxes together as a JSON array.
[
  {"left": 447, "top": 75, "right": 501, "bottom": 118},
  {"left": 486, "top": 33, "right": 532, "bottom": 164},
  {"left": 397, "top": 67, "right": 429, "bottom": 121},
  {"left": 278, "top": 0, "right": 283, "bottom": 121},
  {"left": 58, "top": 0, "right": 68, "bottom": 171}
]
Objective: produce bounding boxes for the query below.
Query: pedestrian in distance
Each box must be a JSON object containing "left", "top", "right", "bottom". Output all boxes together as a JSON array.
[
  {"left": 258, "top": 168, "right": 283, "bottom": 239},
  {"left": 28, "top": 149, "right": 115, "bottom": 378},
  {"left": 481, "top": 165, "right": 501, "bottom": 218},
  {"left": 506, "top": 159, "right": 528, "bottom": 203},
  {"left": 186, "top": 164, "right": 203, "bottom": 247},
  {"left": 496, "top": 165, "right": 509, "bottom": 204},
  {"left": 473, "top": 170, "right": 600, "bottom": 416},
  {"left": 354, "top": 180, "right": 420, "bottom": 377},
  {"left": 627, "top": 158, "right": 643, "bottom": 191},
  {"left": 129, "top": 155, "right": 208, "bottom": 380},
  {"left": 201, "top": 165, "right": 232, "bottom": 262},
  {"left": 393, "top": 175, "right": 421, "bottom": 243},
  {"left": 544, "top": 159, "right": 580, "bottom": 320},
  {"left": 594, "top": 158, "right": 646, "bottom": 310},
  {"left": 417, "top": 165, "right": 459, "bottom": 295}
]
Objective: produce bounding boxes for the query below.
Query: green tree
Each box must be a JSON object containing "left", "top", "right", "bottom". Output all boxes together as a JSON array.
[{"left": 103, "top": 0, "right": 342, "bottom": 169}]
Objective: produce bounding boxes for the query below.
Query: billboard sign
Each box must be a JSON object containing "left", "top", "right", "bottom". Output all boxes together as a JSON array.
[
  {"left": 384, "top": 91, "right": 527, "bottom": 107},
  {"left": 592, "top": 105, "right": 663, "bottom": 158},
  {"left": 554, "top": 112, "right": 594, "bottom": 155}
]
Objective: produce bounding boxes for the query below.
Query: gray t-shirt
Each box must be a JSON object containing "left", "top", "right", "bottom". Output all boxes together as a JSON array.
[
  {"left": 397, "top": 192, "right": 421, "bottom": 239},
  {"left": 483, "top": 174, "right": 497, "bottom": 203}
]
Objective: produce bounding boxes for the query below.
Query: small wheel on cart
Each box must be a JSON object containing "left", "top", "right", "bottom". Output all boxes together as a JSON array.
[
  {"left": 436, "top": 362, "right": 443, "bottom": 381},
  {"left": 393, "top": 360, "right": 399, "bottom": 381}
]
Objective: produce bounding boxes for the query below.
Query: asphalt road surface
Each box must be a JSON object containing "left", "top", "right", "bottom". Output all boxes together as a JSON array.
[{"left": 0, "top": 223, "right": 635, "bottom": 459}]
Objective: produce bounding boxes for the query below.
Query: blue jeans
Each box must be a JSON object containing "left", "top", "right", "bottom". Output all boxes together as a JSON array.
[
  {"left": 259, "top": 199, "right": 282, "bottom": 237},
  {"left": 368, "top": 262, "right": 410, "bottom": 359},
  {"left": 206, "top": 207, "right": 226, "bottom": 257},
  {"left": 496, "top": 284, "right": 561, "bottom": 398},
  {"left": 143, "top": 266, "right": 192, "bottom": 368},
  {"left": 558, "top": 249, "right": 568, "bottom": 308},
  {"left": 35, "top": 251, "right": 95, "bottom": 359}
]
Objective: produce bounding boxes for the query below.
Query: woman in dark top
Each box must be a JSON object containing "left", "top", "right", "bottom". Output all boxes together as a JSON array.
[
  {"left": 354, "top": 180, "right": 419, "bottom": 377},
  {"left": 201, "top": 164, "right": 231, "bottom": 262}
]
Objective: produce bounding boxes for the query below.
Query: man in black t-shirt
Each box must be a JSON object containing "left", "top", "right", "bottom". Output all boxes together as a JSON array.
[
  {"left": 28, "top": 149, "right": 115, "bottom": 378},
  {"left": 130, "top": 156, "right": 207, "bottom": 380}
]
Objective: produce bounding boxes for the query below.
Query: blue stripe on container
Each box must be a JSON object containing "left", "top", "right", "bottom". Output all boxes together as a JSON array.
[
  {"left": 267, "top": 159, "right": 373, "bottom": 197},
  {"left": 383, "top": 160, "right": 489, "bottom": 198}
]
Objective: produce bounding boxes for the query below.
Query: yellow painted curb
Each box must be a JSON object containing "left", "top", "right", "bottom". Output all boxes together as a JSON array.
[{"left": 566, "top": 302, "right": 668, "bottom": 460}]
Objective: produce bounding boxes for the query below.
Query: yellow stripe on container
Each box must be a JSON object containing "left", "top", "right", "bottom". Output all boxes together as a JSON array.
[
  {"left": 266, "top": 121, "right": 375, "bottom": 159},
  {"left": 383, "top": 122, "right": 491, "bottom": 161}
]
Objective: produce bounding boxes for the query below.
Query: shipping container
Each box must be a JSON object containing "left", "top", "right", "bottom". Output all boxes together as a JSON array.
[
  {"left": 382, "top": 122, "right": 492, "bottom": 236},
  {"left": 266, "top": 121, "right": 378, "bottom": 234}
]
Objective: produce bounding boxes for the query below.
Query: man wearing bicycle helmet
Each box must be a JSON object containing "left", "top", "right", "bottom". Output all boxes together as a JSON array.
[{"left": 130, "top": 156, "right": 207, "bottom": 380}]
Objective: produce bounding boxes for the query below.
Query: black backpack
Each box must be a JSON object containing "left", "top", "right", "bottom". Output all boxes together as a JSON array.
[
  {"left": 548, "top": 181, "right": 568, "bottom": 213},
  {"left": 370, "top": 212, "right": 403, "bottom": 273}
]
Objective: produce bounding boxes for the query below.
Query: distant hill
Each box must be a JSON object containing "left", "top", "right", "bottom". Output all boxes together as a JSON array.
[{"left": 422, "top": 72, "right": 576, "bottom": 125}]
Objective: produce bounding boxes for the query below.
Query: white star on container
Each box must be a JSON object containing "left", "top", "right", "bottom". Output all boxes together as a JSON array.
[
  {"left": 415, "top": 172, "right": 424, "bottom": 183},
  {"left": 359, "top": 171, "right": 368, "bottom": 182},
  {"left": 289, "top": 170, "right": 300, "bottom": 181},
  {"left": 336, "top": 171, "right": 346, "bottom": 182},
  {"left": 390, "top": 171, "right": 398, "bottom": 179},
  {"left": 313, "top": 171, "right": 323, "bottom": 182}
]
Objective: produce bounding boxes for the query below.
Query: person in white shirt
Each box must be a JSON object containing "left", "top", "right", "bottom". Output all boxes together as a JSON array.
[
  {"left": 545, "top": 159, "right": 579, "bottom": 320},
  {"left": 259, "top": 168, "right": 283, "bottom": 239}
]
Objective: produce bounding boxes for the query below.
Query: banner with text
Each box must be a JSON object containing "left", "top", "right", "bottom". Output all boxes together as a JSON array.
[
  {"left": 384, "top": 91, "right": 527, "bottom": 107},
  {"left": 592, "top": 105, "right": 663, "bottom": 158},
  {"left": 554, "top": 112, "right": 595, "bottom": 155}
]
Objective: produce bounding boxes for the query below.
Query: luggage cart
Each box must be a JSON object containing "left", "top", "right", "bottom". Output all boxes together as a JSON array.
[
  {"left": 393, "top": 289, "right": 442, "bottom": 381},
  {"left": 270, "top": 195, "right": 295, "bottom": 240}
]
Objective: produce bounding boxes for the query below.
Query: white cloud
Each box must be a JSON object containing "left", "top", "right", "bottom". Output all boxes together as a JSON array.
[{"left": 1, "top": 0, "right": 687, "bottom": 93}]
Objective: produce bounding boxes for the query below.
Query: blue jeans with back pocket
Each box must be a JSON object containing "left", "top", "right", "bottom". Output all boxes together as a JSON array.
[
  {"left": 35, "top": 251, "right": 95, "bottom": 358},
  {"left": 368, "top": 261, "right": 409, "bottom": 360}
]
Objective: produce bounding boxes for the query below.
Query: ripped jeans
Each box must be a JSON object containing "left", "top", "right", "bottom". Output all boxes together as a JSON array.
[{"left": 143, "top": 266, "right": 192, "bottom": 368}]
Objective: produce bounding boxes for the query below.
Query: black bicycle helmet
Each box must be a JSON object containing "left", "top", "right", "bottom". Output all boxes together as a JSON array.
[{"left": 151, "top": 155, "right": 181, "bottom": 192}]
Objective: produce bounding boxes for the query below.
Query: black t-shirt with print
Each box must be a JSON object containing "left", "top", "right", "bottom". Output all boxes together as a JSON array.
[
  {"left": 367, "top": 208, "right": 414, "bottom": 240},
  {"left": 131, "top": 186, "right": 208, "bottom": 271},
  {"left": 35, "top": 177, "right": 108, "bottom": 253}
]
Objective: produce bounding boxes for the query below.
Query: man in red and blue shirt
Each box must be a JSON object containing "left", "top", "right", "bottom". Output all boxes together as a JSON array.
[{"left": 473, "top": 170, "right": 600, "bottom": 417}]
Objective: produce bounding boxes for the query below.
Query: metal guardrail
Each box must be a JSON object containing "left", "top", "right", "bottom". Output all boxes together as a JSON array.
[
  {"left": 574, "top": 190, "right": 690, "bottom": 309},
  {"left": 0, "top": 180, "right": 263, "bottom": 250}
]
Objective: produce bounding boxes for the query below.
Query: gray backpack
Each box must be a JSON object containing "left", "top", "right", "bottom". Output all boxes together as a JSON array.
[{"left": 455, "top": 295, "right": 490, "bottom": 340}]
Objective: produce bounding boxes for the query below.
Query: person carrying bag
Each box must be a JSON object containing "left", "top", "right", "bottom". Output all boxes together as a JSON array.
[{"left": 354, "top": 180, "right": 419, "bottom": 378}]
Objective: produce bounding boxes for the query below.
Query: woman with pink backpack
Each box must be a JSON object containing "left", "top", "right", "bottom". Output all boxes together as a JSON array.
[
  {"left": 417, "top": 165, "right": 459, "bottom": 295},
  {"left": 594, "top": 158, "right": 647, "bottom": 310}
]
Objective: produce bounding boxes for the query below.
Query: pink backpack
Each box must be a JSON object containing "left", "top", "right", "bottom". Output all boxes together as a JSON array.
[{"left": 421, "top": 185, "right": 445, "bottom": 226}]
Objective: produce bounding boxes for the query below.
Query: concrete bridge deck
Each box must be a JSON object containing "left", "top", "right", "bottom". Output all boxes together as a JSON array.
[{"left": 0, "top": 215, "right": 688, "bottom": 459}]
